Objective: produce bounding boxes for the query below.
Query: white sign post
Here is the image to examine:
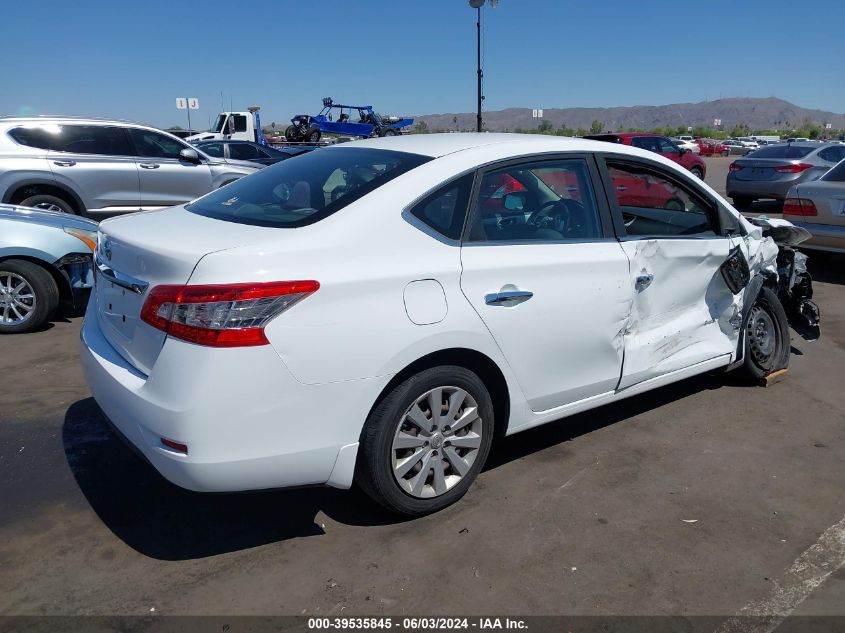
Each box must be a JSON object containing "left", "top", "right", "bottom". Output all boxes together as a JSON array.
[
  {"left": 176, "top": 97, "right": 199, "bottom": 133},
  {"left": 713, "top": 118, "right": 722, "bottom": 128}
]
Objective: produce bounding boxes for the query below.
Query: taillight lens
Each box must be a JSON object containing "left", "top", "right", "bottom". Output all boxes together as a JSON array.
[
  {"left": 782, "top": 198, "right": 817, "bottom": 217},
  {"left": 140, "top": 280, "right": 319, "bottom": 347},
  {"left": 774, "top": 163, "right": 814, "bottom": 173},
  {"left": 729, "top": 162, "right": 743, "bottom": 172}
]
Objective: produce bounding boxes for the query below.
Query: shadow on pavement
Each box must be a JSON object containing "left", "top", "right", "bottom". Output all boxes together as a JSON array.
[{"left": 807, "top": 252, "right": 845, "bottom": 286}]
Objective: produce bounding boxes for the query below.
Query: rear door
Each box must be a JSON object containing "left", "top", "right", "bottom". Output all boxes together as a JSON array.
[
  {"left": 127, "top": 128, "right": 213, "bottom": 209},
  {"left": 599, "top": 157, "right": 740, "bottom": 388},
  {"left": 45, "top": 124, "right": 140, "bottom": 213},
  {"left": 459, "top": 155, "right": 632, "bottom": 411}
]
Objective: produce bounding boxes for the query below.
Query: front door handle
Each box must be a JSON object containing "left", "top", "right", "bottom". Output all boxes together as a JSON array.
[
  {"left": 139, "top": 163, "right": 160, "bottom": 169},
  {"left": 53, "top": 160, "right": 76, "bottom": 167},
  {"left": 485, "top": 290, "right": 534, "bottom": 306},
  {"left": 635, "top": 274, "right": 654, "bottom": 292}
]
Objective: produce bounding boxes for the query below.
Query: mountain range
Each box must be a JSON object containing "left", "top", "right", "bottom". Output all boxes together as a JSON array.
[{"left": 414, "top": 97, "right": 845, "bottom": 132}]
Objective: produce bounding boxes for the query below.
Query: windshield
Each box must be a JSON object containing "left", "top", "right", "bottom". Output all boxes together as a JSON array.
[
  {"left": 209, "top": 114, "right": 226, "bottom": 133},
  {"left": 747, "top": 145, "right": 814, "bottom": 159},
  {"left": 187, "top": 148, "right": 431, "bottom": 228}
]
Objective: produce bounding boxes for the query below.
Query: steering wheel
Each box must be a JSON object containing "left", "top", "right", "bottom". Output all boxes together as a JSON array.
[{"left": 529, "top": 199, "right": 570, "bottom": 233}]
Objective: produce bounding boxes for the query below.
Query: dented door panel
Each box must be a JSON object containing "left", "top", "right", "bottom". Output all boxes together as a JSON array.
[{"left": 618, "top": 237, "right": 740, "bottom": 389}]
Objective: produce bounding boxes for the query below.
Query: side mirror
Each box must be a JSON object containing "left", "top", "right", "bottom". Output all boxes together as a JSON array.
[{"left": 180, "top": 148, "right": 201, "bottom": 163}]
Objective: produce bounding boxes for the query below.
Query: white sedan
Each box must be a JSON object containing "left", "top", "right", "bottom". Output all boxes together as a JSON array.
[
  {"left": 80, "top": 134, "right": 820, "bottom": 515},
  {"left": 672, "top": 138, "right": 700, "bottom": 154}
]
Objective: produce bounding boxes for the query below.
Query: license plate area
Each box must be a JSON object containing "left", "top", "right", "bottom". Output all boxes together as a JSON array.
[{"left": 97, "top": 279, "right": 144, "bottom": 341}]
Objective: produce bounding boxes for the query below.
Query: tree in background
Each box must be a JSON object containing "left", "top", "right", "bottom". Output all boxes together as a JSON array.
[
  {"left": 590, "top": 120, "right": 604, "bottom": 134},
  {"left": 413, "top": 120, "right": 429, "bottom": 134}
]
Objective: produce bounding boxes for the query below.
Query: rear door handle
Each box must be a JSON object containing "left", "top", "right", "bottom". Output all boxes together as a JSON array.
[
  {"left": 53, "top": 160, "right": 76, "bottom": 167},
  {"left": 635, "top": 274, "right": 654, "bottom": 291},
  {"left": 139, "top": 163, "right": 160, "bottom": 169},
  {"left": 485, "top": 290, "right": 533, "bottom": 306}
]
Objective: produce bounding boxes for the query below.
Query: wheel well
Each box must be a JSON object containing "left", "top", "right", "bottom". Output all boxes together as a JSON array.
[
  {"left": 370, "top": 348, "right": 511, "bottom": 437},
  {"left": 0, "top": 256, "right": 71, "bottom": 303},
  {"left": 7, "top": 183, "right": 83, "bottom": 214}
]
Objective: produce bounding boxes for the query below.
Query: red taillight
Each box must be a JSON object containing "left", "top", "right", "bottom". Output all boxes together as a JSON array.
[
  {"left": 140, "top": 280, "right": 319, "bottom": 347},
  {"left": 774, "top": 163, "right": 814, "bottom": 173},
  {"left": 729, "top": 162, "right": 743, "bottom": 172},
  {"left": 161, "top": 437, "right": 188, "bottom": 454},
  {"left": 782, "top": 197, "right": 817, "bottom": 217}
]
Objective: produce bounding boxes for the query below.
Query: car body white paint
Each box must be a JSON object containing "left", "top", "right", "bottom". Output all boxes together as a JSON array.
[{"left": 80, "top": 133, "right": 788, "bottom": 494}]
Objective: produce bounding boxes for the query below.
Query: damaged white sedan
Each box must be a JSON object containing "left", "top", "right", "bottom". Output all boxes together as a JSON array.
[{"left": 80, "top": 134, "right": 820, "bottom": 516}]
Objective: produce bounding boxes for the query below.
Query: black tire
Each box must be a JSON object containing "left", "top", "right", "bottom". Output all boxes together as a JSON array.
[
  {"left": 379, "top": 128, "right": 398, "bottom": 137},
  {"left": 0, "top": 259, "right": 60, "bottom": 334},
  {"left": 690, "top": 166, "right": 704, "bottom": 179},
  {"left": 306, "top": 127, "right": 321, "bottom": 143},
  {"left": 356, "top": 365, "right": 495, "bottom": 516},
  {"left": 284, "top": 125, "right": 299, "bottom": 142},
  {"left": 721, "top": 150, "right": 730, "bottom": 157},
  {"left": 732, "top": 196, "right": 754, "bottom": 210},
  {"left": 18, "top": 194, "right": 76, "bottom": 214},
  {"left": 736, "top": 286, "right": 790, "bottom": 382}
]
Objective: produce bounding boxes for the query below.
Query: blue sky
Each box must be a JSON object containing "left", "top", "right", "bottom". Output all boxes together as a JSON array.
[{"left": 5, "top": 0, "right": 844, "bottom": 129}]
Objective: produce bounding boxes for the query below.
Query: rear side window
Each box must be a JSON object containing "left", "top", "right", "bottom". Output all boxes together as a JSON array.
[
  {"left": 822, "top": 159, "right": 845, "bottom": 182},
  {"left": 631, "top": 137, "right": 661, "bottom": 153},
  {"left": 606, "top": 161, "right": 716, "bottom": 238},
  {"left": 188, "top": 148, "right": 430, "bottom": 228},
  {"left": 9, "top": 124, "right": 131, "bottom": 155},
  {"left": 229, "top": 143, "right": 261, "bottom": 160},
  {"left": 818, "top": 146, "right": 845, "bottom": 163},
  {"left": 408, "top": 174, "right": 473, "bottom": 241},
  {"left": 749, "top": 145, "right": 814, "bottom": 159}
]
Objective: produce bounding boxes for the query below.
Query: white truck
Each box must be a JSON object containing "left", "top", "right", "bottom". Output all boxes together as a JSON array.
[{"left": 186, "top": 106, "right": 268, "bottom": 144}]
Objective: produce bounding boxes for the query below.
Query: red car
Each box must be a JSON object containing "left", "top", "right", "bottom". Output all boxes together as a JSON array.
[
  {"left": 697, "top": 139, "right": 730, "bottom": 157},
  {"left": 584, "top": 133, "right": 707, "bottom": 179}
]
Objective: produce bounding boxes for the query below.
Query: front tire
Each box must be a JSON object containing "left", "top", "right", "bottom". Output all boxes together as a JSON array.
[
  {"left": 690, "top": 166, "right": 704, "bottom": 179},
  {"left": 356, "top": 366, "right": 495, "bottom": 516},
  {"left": 19, "top": 194, "right": 76, "bottom": 214},
  {"left": 736, "top": 287, "right": 790, "bottom": 381},
  {"left": 306, "top": 127, "right": 321, "bottom": 143},
  {"left": 0, "top": 259, "right": 59, "bottom": 334}
]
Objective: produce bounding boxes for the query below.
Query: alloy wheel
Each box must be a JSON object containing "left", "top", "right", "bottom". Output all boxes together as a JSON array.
[
  {"left": 391, "top": 386, "right": 484, "bottom": 498},
  {"left": 0, "top": 272, "right": 36, "bottom": 325}
]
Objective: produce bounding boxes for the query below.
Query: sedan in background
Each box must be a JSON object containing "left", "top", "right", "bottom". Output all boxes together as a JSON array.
[
  {"left": 584, "top": 133, "right": 706, "bottom": 178},
  {"left": 0, "top": 204, "right": 97, "bottom": 333},
  {"left": 672, "top": 138, "right": 700, "bottom": 154},
  {"left": 192, "top": 140, "right": 317, "bottom": 166},
  {"left": 783, "top": 158, "right": 845, "bottom": 253},
  {"left": 697, "top": 139, "right": 730, "bottom": 157},
  {"left": 80, "top": 134, "right": 817, "bottom": 516},
  {"left": 721, "top": 140, "right": 752, "bottom": 156},
  {"left": 726, "top": 142, "right": 845, "bottom": 208}
]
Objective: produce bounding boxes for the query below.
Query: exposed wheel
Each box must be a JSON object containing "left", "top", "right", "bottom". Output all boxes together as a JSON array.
[
  {"left": 284, "top": 125, "right": 299, "bottom": 142},
  {"left": 736, "top": 287, "right": 790, "bottom": 381},
  {"left": 18, "top": 194, "right": 75, "bottom": 214},
  {"left": 721, "top": 150, "right": 729, "bottom": 157},
  {"left": 690, "top": 166, "right": 704, "bottom": 179},
  {"left": 306, "top": 127, "right": 321, "bottom": 143},
  {"left": 379, "top": 128, "right": 398, "bottom": 137},
  {"left": 0, "top": 259, "right": 59, "bottom": 334},
  {"left": 731, "top": 196, "right": 754, "bottom": 210},
  {"left": 356, "top": 365, "right": 495, "bottom": 516}
]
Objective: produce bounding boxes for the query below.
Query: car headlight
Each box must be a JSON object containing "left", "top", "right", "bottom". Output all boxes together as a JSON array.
[{"left": 63, "top": 227, "right": 98, "bottom": 252}]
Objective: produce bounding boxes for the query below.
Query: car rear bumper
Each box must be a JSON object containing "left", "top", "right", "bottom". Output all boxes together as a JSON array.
[
  {"left": 727, "top": 176, "right": 794, "bottom": 200},
  {"left": 791, "top": 220, "right": 845, "bottom": 253},
  {"left": 79, "top": 301, "right": 380, "bottom": 492}
]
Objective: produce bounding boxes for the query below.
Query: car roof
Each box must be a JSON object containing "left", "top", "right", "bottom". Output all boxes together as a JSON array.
[
  {"left": 0, "top": 115, "right": 149, "bottom": 127},
  {"left": 341, "top": 133, "right": 658, "bottom": 158}
]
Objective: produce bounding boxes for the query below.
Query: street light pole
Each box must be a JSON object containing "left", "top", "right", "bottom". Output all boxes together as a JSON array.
[{"left": 476, "top": 5, "right": 482, "bottom": 133}]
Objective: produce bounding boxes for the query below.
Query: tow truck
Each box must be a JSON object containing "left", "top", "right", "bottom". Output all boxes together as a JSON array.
[{"left": 186, "top": 106, "right": 269, "bottom": 144}]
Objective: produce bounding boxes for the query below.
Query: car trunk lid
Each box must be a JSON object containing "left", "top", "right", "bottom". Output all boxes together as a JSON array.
[{"left": 731, "top": 159, "right": 799, "bottom": 181}]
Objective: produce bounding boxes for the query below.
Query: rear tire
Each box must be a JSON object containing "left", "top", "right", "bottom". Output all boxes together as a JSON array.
[
  {"left": 721, "top": 150, "right": 729, "bottom": 157},
  {"left": 736, "top": 287, "right": 790, "bottom": 382},
  {"left": 379, "top": 128, "right": 398, "bottom": 137},
  {"left": 690, "top": 166, "right": 704, "bottom": 179},
  {"left": 732, "top": 196, "right": 754, "bottom": 210},
  {"left": 0, "top": 259, "right": 59, "bottom": 334},
  {"left": 18, "top": 194, "right": 76, "bottom": 214},
  {"left": 284, "top": 125, "right": 299, "bottom": 142},
  {"left": 306, "top": 127, "right": 321, "bottom": 143},
  {"left": 356, "top": 365, "right": 495, "bottom": 516}
]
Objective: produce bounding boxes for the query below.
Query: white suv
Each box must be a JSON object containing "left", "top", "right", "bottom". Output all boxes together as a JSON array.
[{"left": 0, "top": 117, "right": 261, "bottom": 215}]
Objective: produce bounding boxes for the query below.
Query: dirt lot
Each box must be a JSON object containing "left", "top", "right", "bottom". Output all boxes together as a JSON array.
[{"left": 1, "top": 166, "right": 844, "bottom": 620}]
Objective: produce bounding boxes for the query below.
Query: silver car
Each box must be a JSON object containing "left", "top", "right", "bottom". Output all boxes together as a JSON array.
[
  {"left": 784, "top": 159, "right": 845, "bottom": 253},
  {"left": 726, "top": 142, "right": 845, "bottom": 208},
  {"left": 0, "top": 203, "right": 97, "bottom": 333},
  {"left": 0, "top": 117, "right": 261, "bottom": 216}
]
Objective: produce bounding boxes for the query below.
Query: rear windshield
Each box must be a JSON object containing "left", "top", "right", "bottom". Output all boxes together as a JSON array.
[
  {"left": 187, "top": 148, "right": 431, "bottom": 227},
  {"left": 821, "top": 159, "right": 845, "bottom": 182},
  {"left": 747, "top": 145, "right": 814, "bottom": 159}
]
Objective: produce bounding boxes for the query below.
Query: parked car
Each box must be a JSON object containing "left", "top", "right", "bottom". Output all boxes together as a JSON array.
[
  {"left": 0, "top": 204, "right": 96, "bottom": 333},
  {"left": 584, "top": 133, "right": 706, "bottom": 178},
  {"left": 726, "top": 142, "right": 845, "bottom": 208},
  {"left": 786, "top": 138, "right": 810, "bottom": 143},
  {"left": 672, "top": 138, "right": 700, "bottom": 154},
  {"left": 783, "top": 158, "right": 845, "bottom": 253},
  {"left": 192, "top": 140, "right": 316, "bottom": 166},
  {"left": 0, "top": 117, "right": 262, "bottom": 216},
  {"left": 80, "top": 133, "right": 819, "bottom": 516},
  {"left": 697, "top": 139, "right": 730, "bottom": 157},
  {"left": 721, "top": 140, "right": 753, "bottom": 156},
  {"left": 737, "top": 137, "right": 760, "bottom": 150}
]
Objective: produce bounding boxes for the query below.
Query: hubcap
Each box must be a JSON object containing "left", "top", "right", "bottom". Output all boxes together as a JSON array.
[
  {"left": 747, "top": 304, "right": 776, "bottom": 366},
  {"left": 0, "top": 272, "right": 36, "bottom": 325},
  {"left": 391, "top": 386, "right": 483, "bottom": 499}
]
